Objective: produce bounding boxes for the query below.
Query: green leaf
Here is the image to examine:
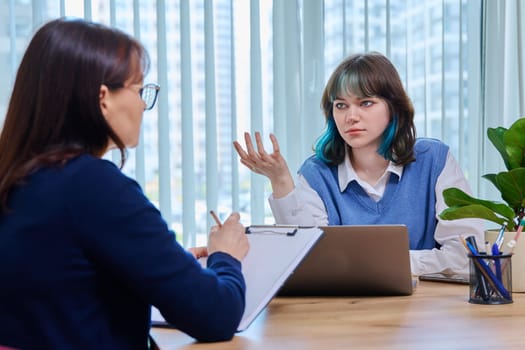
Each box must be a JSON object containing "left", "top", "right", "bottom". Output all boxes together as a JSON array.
[
  {"left": 503, "top": 118, "right": 525, "bottom": 169},
  {"left": 482, "top": 173, "right": 500, "bottom": 193},
  {"left": 442, "top": 187, "right": 475, "bottom": 206},
  {"left": 487, "top": 126, "right": 511, "bottom": 170},
  {"left": 442, "top": 187, "right": 515, "bottom": 222},
  {"left": 439, "top": 204, "right": 509, "bottom": 227},
  {"left": 495, "top": 168, "right": 525, "bottom": 212}
]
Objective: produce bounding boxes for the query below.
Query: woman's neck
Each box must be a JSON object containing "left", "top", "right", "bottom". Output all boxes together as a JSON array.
[{"left": 349, "top": 147, "right": 389, "bottom": 186}]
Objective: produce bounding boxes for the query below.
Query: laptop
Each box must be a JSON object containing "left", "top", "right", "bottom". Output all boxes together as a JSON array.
[{"left": 278, "top": 225, "right": 414, "bottom": 296}]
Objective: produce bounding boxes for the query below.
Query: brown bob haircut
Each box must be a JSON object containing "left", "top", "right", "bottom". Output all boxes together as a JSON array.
[{"left": 315, "top": 52, "right": 416, "bottom": 166}]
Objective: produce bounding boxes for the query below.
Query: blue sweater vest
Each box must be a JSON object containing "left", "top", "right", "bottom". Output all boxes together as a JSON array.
[{"left": 299, "top": 138, "right": 449, "bottom": 250}]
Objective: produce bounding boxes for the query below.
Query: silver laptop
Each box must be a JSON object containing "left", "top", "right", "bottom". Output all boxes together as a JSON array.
[{"left": 278, "top": 225, "right": 414, "bottom": 296}]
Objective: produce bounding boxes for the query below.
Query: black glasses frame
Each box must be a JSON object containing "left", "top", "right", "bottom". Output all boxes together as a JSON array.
[{"left": 139, "top": 83, "right": 160, "bottom": 110}]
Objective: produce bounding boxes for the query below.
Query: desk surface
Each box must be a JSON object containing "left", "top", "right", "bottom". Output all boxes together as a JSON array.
[{"left": 151, "top": 281, "right": 525, "bottom": 349}]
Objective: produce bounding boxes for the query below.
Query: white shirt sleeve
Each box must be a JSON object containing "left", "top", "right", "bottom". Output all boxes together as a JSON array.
[
  {"left": 410, "top": 151, "right": 485, "bottom": 276},
  {"left": 268, "top": 175, "right": 328, "bottom": 226}
]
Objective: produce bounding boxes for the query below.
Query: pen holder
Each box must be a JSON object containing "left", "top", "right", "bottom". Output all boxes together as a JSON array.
[{"left": 468, "top": 253, "right": 513, "bottom": 305}]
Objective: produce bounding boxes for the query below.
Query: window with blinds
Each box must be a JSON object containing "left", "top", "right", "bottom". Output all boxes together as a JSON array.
[{"left": 0, "top": 0, "right": 481, "bottom": 246}]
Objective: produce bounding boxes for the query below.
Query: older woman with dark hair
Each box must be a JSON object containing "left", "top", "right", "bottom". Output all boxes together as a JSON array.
[
  {"left": 0, "top": 18, "right": 248, "bottom": 349},
  {"left": 234, "top": 52, "right": 483, "bottom": 277}
]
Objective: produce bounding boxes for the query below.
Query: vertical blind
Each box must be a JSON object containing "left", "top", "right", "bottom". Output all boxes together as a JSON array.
[
  {"left": 2, "top": 0, "right": 509, "bottom": 245},
  {"left": 478, "top": 0, "right": 525, "bottom": 203}
]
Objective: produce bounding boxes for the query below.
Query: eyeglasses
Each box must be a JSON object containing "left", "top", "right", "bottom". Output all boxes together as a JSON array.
[{"left": 139, "top": 83, "right": 160, "bottom": 110}]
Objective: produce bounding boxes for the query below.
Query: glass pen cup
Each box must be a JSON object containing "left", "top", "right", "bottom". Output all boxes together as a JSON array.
[{"left": 468, "top": 253, "right": 513, "bottom": 304}]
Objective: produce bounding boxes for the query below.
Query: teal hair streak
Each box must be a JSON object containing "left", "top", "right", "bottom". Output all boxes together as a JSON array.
[
  {"left": 377, "top": 116, "right": 397, "bottom": 161},
  {"left": 314, "top": 117, "right": 338, "bottom": 163}
]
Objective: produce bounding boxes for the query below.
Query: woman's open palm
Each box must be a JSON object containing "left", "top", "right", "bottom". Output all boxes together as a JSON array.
[{"left": 233, "top": 132, "right": 295, "bottom": 198}]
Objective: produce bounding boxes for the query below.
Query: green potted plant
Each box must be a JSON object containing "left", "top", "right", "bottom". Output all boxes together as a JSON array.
[
  {"left": 439, "top": 117, "right": 525, "bottom": 292},
  {"left": 439, "top": 117, "right": 525, "bottom": 230}
]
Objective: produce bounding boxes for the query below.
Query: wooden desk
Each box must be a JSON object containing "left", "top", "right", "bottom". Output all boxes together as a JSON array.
[{"left": 151, "top": 281, "right": 525, "bottom": 349}]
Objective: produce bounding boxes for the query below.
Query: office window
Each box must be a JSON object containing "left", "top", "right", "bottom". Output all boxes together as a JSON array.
[{"left": 0, "top": 0, "right": 480, "bottom": 246}]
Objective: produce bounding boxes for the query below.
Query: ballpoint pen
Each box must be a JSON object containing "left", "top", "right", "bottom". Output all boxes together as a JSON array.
[
  {"left": 495, "top": 221, "right": 507, "bottom": 251},
  {"left": 485, "top": 241, "right": 491, "bottom": 254},
  {"left": 499, "top": 219, "right": 525, "bottom": 276},
  {"left": 506, "top": 219, "right": 525, "bottom": 254},
  {"left": 492, "top": 243, "right": 502, "bottom": 282},
  {"left": 209, "top": 210, "right": 223, "bottom": 228}
]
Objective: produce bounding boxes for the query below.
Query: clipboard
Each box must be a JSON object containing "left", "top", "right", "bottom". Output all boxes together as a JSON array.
[{"left": 151, "top": 226, "right": 323, "bottom": 332}]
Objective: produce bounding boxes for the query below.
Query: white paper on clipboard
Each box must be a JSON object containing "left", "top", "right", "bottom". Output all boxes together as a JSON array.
[{"left": 151, "top": 226, "right": 324, "bottom": 332}]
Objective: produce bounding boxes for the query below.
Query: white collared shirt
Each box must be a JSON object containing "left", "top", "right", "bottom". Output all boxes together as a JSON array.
[
  {"left": 268, "top": 150, "right": 485, "bottom": 276},
  {"left": 336, "top": 152, "right": 404, "bottom": 202}
]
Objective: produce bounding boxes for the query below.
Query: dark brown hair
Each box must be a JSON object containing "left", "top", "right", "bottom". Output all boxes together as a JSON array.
[
  {"left": 0, "top": 18, "right": 149, "bottom": 212},
  {"left": 315, "top": 52, "right": 416, "bottom": 166}
]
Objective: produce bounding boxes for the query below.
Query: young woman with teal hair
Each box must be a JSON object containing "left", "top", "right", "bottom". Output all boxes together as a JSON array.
[{"left": 234, "top": 52, "right": 483, "bottom": 276}]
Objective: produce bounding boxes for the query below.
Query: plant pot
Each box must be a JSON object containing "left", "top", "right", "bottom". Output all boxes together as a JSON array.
[{"left": 485, "top": 229, "right": 525, "bottom": 292}]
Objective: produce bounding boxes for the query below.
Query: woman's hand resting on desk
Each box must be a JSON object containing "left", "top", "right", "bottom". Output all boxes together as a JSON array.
[
  {"left": 233, "top": 132, "right": 295, "bottom": 198},
  {"left": 207, "top": 212, "right": 249, "bottom": 262}
]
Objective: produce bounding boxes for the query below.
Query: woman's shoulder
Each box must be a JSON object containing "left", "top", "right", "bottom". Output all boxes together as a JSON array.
[
  {"left": 414, "top": 137, "right": 449, "bottom": 154},
  {"left": 67, "top": 154, "right": 121, "bottom": 175},
  {"left": 62, "top": 154, "right": 145, "bottom": 213},
  {"left": 65, "top": 154, "right": 135, "bottom": 191},
  {"left": 412, "top": 138, "right": 450, "bottom": 169},
  {"left": 300, "top": 154, "right": 331, "bottom": 172}
]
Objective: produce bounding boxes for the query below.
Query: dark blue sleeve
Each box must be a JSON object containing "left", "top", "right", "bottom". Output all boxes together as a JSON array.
[{"left": 65, "top": 159, "right": 245, "bottom": 342}]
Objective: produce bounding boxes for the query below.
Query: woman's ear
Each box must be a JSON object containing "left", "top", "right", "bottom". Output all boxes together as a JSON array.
[{"left": 99, "top": 84, "right": 111, "bottom": 118}]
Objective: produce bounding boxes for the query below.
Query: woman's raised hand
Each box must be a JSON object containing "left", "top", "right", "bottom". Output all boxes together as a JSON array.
[{"left": 232, "top": 132, "right": 295, "bottom": 198}]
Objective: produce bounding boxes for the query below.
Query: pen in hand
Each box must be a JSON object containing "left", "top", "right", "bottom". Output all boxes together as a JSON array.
[{"left": 209, "top": 210, "right": 223, "bottom": 228}]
